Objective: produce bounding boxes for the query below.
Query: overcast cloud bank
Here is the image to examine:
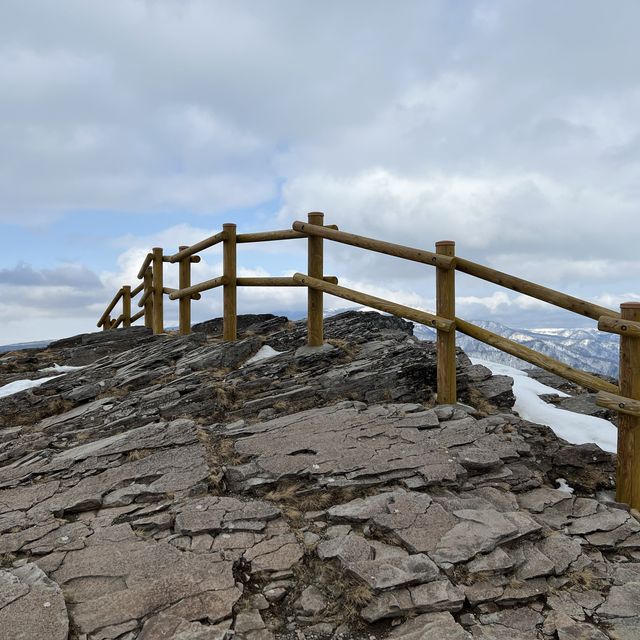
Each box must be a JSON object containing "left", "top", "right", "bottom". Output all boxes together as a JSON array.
[{"left": 1, "top": 0, "right": 638, "bottom": 342}]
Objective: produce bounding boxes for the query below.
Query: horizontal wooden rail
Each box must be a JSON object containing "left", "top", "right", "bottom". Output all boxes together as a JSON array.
[
  {"left": 292, "top": 220, "right": 456, "bottom": 269},
  {"left": 236, "top": 225, "right": 339, "bottom": 244},
  {"left": 598, "top": 315, "right": 640, "bottom": 337},
  {"left": 162, "top": 287, "right": 202, "bottom": 300},
  {"left": 597, "top": 391, "right": 640, "bottom": 418},
  {"left": 455, "top": 317, "right": 618, "bottom": 394},
  {"left": 236, "top": 276, "right": 339, "bottom": 287},
  {"left": 137, "top": 254, "right": 153, "bottom": 280},
  {"left": 131, "top": 282, "right": 144, "bottom": 297},
  {"left": 130, "top": 309, "right": 145, "bottom": 323},
  {"left": 168, "top": 231, "right": 225, "bottom": 263},
  {"left": 97, "top": 288, "right": 123, "bottom": 327},
  {"left": 292, "top": 221, "right": 455, "bottom": 270},
  {"left": 293, "top": 273, "right": 454, "bottom": 332},
  {"left": 137, "top": 288, "right": 152, "bottom": 308},
  {"left": 455, "top": 257, "right": 618, "bottom": 322},
  {"left": 112, "top": 313, "right": 125, "bottom": 329},
  {"left": 168, "top": 276, "right": 226, "bottom": 300},
  {"left": 163, "top": 255, "right": 201, "bottom": 263}
]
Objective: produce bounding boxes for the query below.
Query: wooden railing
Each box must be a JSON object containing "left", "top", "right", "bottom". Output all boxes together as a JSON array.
[{"left": 97, "top": 212, "right": 640, "bottom": 510}]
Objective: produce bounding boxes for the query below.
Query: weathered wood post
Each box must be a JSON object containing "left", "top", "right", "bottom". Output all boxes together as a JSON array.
[
  {"left": 122, "top": 285, "right": 131, "bottom": 328},
  {"left": 178, "top": 245, "right": 191, "bottom": 335},
  {"left": 143, "top": 267, "right": 153, "bottom": 329},
  {"left": 223, "top": 224, "right": 237, "bottom": 341},
  {"left": 152, "top": 247, "right": 164, "bottom": 334},
  {"left": 307, "top": 212, "right": 324, "bottom": 346},
  {"left": 436, "top": 241, "right": 456, "bottom": 404},
  {"left": 617, "top": 302, "right": 640, "bottom": 509},
  {"left": 103, "top": 316, "right": 111, "bottom": 331}
]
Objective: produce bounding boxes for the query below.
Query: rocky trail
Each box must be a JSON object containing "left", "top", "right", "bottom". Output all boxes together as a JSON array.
[{"left": 0, "top": 311, "right": 638, "bottom": 640}]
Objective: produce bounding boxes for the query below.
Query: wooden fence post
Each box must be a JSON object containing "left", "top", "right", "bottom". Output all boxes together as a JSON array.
[
  {"left": 223, "top": 224, "right": 237, "bottom": 341},
  {"left": 143, "top": 267, "right": 153, "bottom": 329},
  {"left": 436, "top": 241, "right": 456, "bottom": 404},
  {"left": 617, "top": 302, "right": 640, "bottom": 509},
  {"left": 122, "top": 285, "right": 131, "bottom": 328},
  {"left": 103, "top": 316, "right": 111, "bottom": 331},
  {"left": 152, "top": 247, "right": 164, "bottom": 334},
  {"left": 307, "top": 212, "right": 324, "bottom": 346},
  {"left": 178, "top": 245, "right": 191, "bottom": 335}
]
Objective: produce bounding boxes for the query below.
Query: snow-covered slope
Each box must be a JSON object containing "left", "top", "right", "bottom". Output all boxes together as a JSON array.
[
  {"left": 414, "top": 320, "right": 619, "bottom": 377},
  {"left": 472, "top": 358, "right": 617, "bottom": 453}
]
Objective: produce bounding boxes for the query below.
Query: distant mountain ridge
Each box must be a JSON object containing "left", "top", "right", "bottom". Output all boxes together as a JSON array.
[
  {"left": 0, "top": 340, "right": 51, "bottom": 354},
  {"left": 413, "top": 320, "right": 619, "bottom": 377}
]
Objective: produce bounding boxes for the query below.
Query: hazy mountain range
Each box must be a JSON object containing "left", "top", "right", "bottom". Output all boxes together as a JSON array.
[{"left": 413, "top": 321, "right": 619, "bottom": 378}]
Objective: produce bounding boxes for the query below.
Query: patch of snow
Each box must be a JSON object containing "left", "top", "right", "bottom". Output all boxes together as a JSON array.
[
  {"left": 244, "top": 345, "right": 285, "bottom": 365},
  {"left": 0, "top": 375, "right": 64, "bottom": 400},
  {"left": 471, "top": 357, "right": 617, "bottom": 453},
  {"left": 556, "top": 478, "right": 574, "bottom": 494},
  {"left": 39, "top": 363, "right": 85, "bottom": 374}
]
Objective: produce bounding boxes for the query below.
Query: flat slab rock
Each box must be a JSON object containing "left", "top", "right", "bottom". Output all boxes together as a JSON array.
[
  {"left": 226, "top": 402, "right": 530, "bottom": 492},
  {"left": 0, "top": 563, "right": 69, "bottom": 640}
]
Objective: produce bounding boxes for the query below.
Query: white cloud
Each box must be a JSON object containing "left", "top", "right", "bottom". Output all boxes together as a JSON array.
[{"left": 2, "top": 0, "right": 640, "bottom": 340}]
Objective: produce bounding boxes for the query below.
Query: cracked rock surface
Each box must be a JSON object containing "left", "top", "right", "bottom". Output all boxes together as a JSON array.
[{"left": 0, "top": 311, "right": 636, "bottom": 639}]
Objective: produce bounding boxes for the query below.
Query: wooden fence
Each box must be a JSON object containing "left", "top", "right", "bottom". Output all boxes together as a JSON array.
[{"left": 97, "top": 212, "right": 640, "bottom": 510}]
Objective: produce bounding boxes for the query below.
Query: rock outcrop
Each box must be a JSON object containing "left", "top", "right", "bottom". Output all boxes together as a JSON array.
[{"left": 0, "top": 311, "right": 636, "bottom": 639}]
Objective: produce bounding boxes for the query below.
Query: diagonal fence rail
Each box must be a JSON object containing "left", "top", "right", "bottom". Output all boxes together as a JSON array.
[{"left": 97, "top": 212, "right": 640, "bottom": 510}]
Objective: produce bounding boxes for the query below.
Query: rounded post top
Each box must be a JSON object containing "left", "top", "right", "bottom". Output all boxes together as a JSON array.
[
  {"left": 308, "top": 212, "right": 324, "bottom": 222},
  {"left": 223, "top": 223, "right": 237, "bottom": 229},
  {"left": 621, "top": 302, "right": 640, "bottom": 310},
  {"left": 178, "top": 245, "right": 188, "bottom": 250},
  {"left": 436, "top": 240, "right": 455, "bottom": 246},
  {"left": 152, "top": 247, "right": 163, "bottom": 253}
]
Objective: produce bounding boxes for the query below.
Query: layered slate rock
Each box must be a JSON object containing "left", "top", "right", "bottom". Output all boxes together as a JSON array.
[
  {"left": 226, "top": 404, "right": 530, "bottom": 492},
  {"left": 0, "top": 563, "right": 69, "bottom": 640},
  {"left": 0, "top": 311, "right": 637, "bottom": 639}
]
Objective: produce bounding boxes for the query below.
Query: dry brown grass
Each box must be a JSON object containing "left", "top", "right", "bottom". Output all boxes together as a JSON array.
[
  {"left": 327, "top": 338, "right": 358, "bottom": 359},
  {"left": 291, "top": 556, "right": 374, "bottom": 626},
  {"left": 126, "top": 448, "right": 153, "bottom": 462},
  {"left": 196, "top": 430, "right": 247, "bottom": 493},
  {"left": 98, "top": 387, "right": 128, "bottom": 400},
  {"left": 213, "top": 386, "right": 234, "bottom": 411},
  {"left": 263, "top": 481, "right": 364, "bottom": 514},
  {"left": 465, "top": 387, "right": 497, "bottom": 416},
  {"left": 566, "top": 567, "right": 608, "bottom": 591},
  {"left": 0, "top": 553, "right": 16, "bottom": 568}
]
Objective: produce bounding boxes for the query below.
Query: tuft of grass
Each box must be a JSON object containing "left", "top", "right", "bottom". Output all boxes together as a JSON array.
[
  {"left": 465, "top": 387, "right": 496, "bottom": 416},
  {"left": 566, "top": 568, "right": 608, "bottom": 591},
  {"left": 126, "top": 449, "right": 152, "bottom": 462},
  {"left": 0, "top": 553, "right": 16, "bottom": 568},
  {"left": 98, "top": 387, "right": 128, "bottom": 400},
  {"left": 196, "top": 430, "right": 247, "bottom": 493},
  {"left": 291, "top": 556, "right": 374, "bottom": 626},
  {"left": 327, "top": 338, "right": 358, "bottom": 359}
]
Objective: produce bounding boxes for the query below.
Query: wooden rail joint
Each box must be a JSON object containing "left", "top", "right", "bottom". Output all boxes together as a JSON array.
[
  {"left": 597, "top": 391, "right": 640, "bottom": 418},
  {"left": 598, "top": 315, "right": 640, "bottom": 337}
]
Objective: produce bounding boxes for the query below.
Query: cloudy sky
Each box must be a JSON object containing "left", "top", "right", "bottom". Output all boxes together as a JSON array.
[{"left": 1, "top": 0, "right": 639, "bottom": 343}]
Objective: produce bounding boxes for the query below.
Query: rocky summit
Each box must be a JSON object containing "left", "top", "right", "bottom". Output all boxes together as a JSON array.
[{"left": 0, "top": 311, "right": 638, "bottom": 640}]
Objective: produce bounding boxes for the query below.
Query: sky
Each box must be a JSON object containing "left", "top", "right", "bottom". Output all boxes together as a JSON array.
[{"left": 1, "top": 0, "right": 639, "bottom": 343}]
